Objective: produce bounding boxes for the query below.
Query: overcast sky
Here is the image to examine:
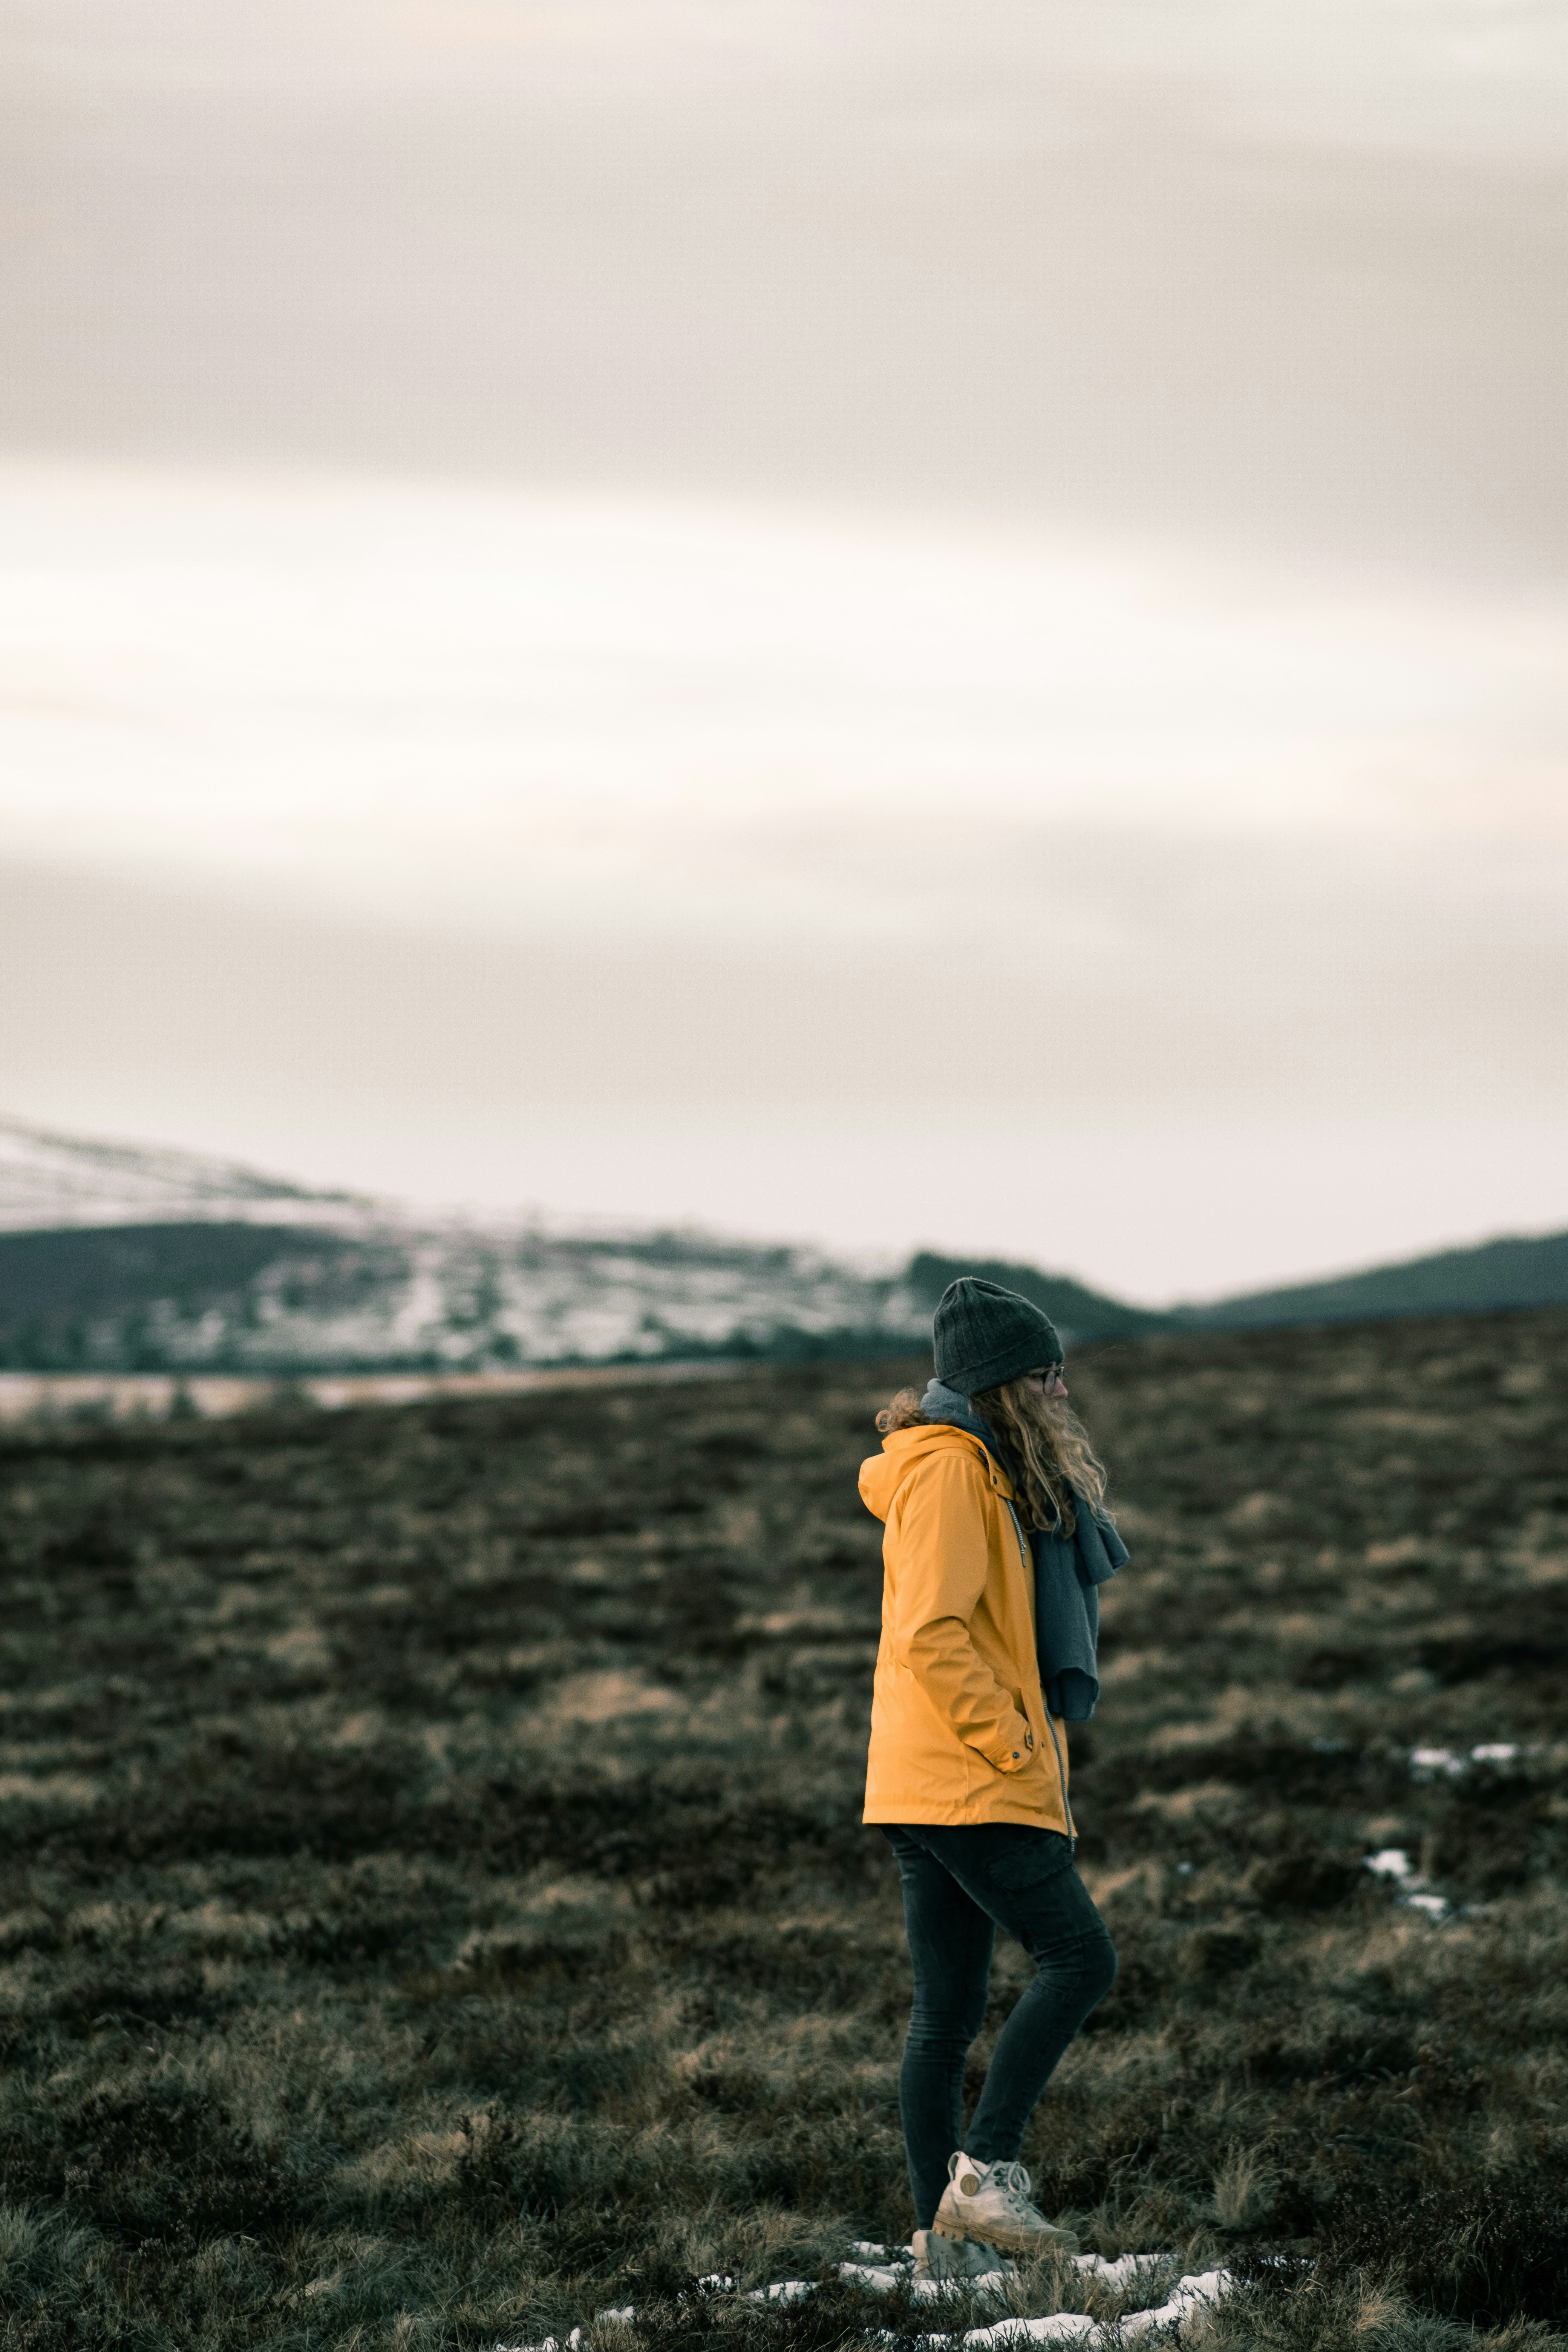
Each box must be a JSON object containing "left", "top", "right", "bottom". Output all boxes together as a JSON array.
[{"left": 2, "top": 0, "right": 1565, "bottom": 1301}]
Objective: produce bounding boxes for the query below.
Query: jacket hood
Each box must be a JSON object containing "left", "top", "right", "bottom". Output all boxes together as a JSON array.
[
  {"left": 858, "top": 1420, "right": 1016, "bottom": 1524},
  {"left": 919, "top": 1378, "right": 995, "bottom": 1446}
]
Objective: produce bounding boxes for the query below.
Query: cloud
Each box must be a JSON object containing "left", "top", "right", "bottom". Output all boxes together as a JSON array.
[
  {"left": 3, "top": 1, "right": 1566, "bottom": 577},
  {"left": 3, "top": 467, "right": 1563, "bottom": 940}
]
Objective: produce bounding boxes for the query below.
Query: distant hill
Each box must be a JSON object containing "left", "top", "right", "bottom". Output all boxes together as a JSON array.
[
  {"left": 0, "top": 1217, "right": 934, "bottom": 1375},
  {"left": 0, "top": 1113, "right": 368, "bottom": 1234},
  {"left": 0, "top": 1116, "right": 1561, "bottom": 1373},
  {"left": 1182, "top": 1228, "right": 1568, "bottom": 1332},
  {"left": 907, "top": 1231, "right": 1568, "bottom": 1341},
  {"left": 0, "top": 1121, "right": 932, "bottom": 1372}
]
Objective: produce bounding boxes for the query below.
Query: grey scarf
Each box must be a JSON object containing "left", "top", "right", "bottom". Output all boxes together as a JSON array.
[{"left": 920, "top": 1377, "right": 1128, "bottom": 1721}]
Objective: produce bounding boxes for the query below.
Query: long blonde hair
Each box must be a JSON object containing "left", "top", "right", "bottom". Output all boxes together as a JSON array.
[
  {"left": 875, "top": 1375, "right": 1110, "bottom": 1537},
  {"left": 973, "top": 1377, "right": 1109, "bottom": 1537}
]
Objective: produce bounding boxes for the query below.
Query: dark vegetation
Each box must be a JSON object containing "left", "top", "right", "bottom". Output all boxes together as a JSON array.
[
  {"left": 1, "top": 1308, "right": 1566, "bottom": 2349},
  {"left": 6, "top": 1215, "right": 1568, "bottom": 1375},
  {"left": 0, "top": 1223, "right": 370, "bottom": 1370}
]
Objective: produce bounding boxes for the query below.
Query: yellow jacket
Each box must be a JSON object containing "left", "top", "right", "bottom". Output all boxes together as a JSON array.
[{"left": 859, "top": 1423, "right": 1073, "bottom": 1831}]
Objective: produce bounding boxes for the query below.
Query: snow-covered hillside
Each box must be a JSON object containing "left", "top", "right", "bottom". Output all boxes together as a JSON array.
[
  {"left": 0, "top": 1121, "right": 929, "bottom": 1371},
  {"left": 0, "top": 1116, "right": 371, "bottom": 1235}
]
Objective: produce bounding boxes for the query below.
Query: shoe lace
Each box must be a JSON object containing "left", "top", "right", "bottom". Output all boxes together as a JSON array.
[{"left": 986, "top": 2161, "right": 1046, "bottom": 2221}]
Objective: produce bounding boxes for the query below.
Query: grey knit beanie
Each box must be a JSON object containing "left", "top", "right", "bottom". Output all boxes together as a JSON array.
[{"left": 933, "top": 1276, "right": 1064, "bottom": 1398}]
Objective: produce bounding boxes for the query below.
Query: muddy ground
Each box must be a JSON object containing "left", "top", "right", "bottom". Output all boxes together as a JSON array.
[{"left": 1, "top": 1309, "right": 1565, "bottom": 2350}]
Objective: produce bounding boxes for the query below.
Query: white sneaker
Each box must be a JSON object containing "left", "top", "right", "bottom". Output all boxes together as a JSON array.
[
  {"left": 911, "top": 2228, "right": 1018, "bottom": 2284},
  {"left": 931, "top": 2151, "right": 1080, "bottom": 2257}
]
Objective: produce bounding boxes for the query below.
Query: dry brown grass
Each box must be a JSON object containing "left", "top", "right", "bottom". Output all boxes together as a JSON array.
[{"left": 0, "top": 1310, "right": 1566, "bottom": 2349}]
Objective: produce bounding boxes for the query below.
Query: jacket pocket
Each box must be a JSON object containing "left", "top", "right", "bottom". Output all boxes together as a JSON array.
[{"left": 988, "top": 1695, "right": 1038, "bottom": 1774}]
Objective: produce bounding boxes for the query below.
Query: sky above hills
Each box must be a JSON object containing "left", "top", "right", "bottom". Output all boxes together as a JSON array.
[{"left": 1, "top": 0, "right": 1564, "bottom": 1301}]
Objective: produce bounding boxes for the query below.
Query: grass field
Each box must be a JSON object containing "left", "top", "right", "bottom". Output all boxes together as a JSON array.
[{"left": 2, "top": 1310, "right": 1566, "bottom": 2351}]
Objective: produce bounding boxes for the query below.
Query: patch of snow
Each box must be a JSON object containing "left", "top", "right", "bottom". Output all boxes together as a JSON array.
[
  {"left": 910, "top": 2268, "right": 1231, "bottom": 2349},
  {"left": 1411, "top": 1741, "right": 1531, "bottom": 1782},
  {"left": 1410, "top": 1748, "right": 1467, "bottom": 1779},
  {"left": 842, "top": 2263, "right": 915, "bottom": 2292},
  {"left": 1403, "top": 1891, "right": 1452, "bottom": 1920},
  {"left": 1363, "top": 1847, "right": 1450, "bottom": 1922},
  {"left": 1073, "top": 2254, "right": 1169, "bottom": 2292},
  {"left": 948, "top": 2313, "right": 1099, "bottom": 2346},
  {"left": 1121, "top": 2270, "right": 1234, "bottom": 2341},
  {"left": 842, "top": 2246, "right": 921, "bottom": 2292},
  {"left": 500, "top": 2248, "right": 1234, "bottom": 2352}
]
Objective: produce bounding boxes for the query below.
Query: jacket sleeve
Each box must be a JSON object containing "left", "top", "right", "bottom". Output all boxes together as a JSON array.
[{"left": 887, "top": 1450, "right": 1034, "bottom": 1773}]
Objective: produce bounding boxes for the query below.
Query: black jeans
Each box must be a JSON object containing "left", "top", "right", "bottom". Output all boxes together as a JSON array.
[{"left": 882, "top": 1823, "right": 1118, "bottom": 2230}]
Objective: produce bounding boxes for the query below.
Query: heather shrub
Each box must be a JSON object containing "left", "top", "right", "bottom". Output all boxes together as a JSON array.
[{"left": 0, "top": 1309, "right": 1563, "bottom": 2347}]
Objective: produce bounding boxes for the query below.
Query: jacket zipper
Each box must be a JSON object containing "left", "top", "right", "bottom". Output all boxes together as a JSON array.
[{"left": 1005, "top": 1496, "right": 1076, "bottom": 1840}]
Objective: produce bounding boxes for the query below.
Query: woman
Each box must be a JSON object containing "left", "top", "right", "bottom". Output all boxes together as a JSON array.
[{"left": 859, "top": 1276, "right": 1125, "bottom": 2280}]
